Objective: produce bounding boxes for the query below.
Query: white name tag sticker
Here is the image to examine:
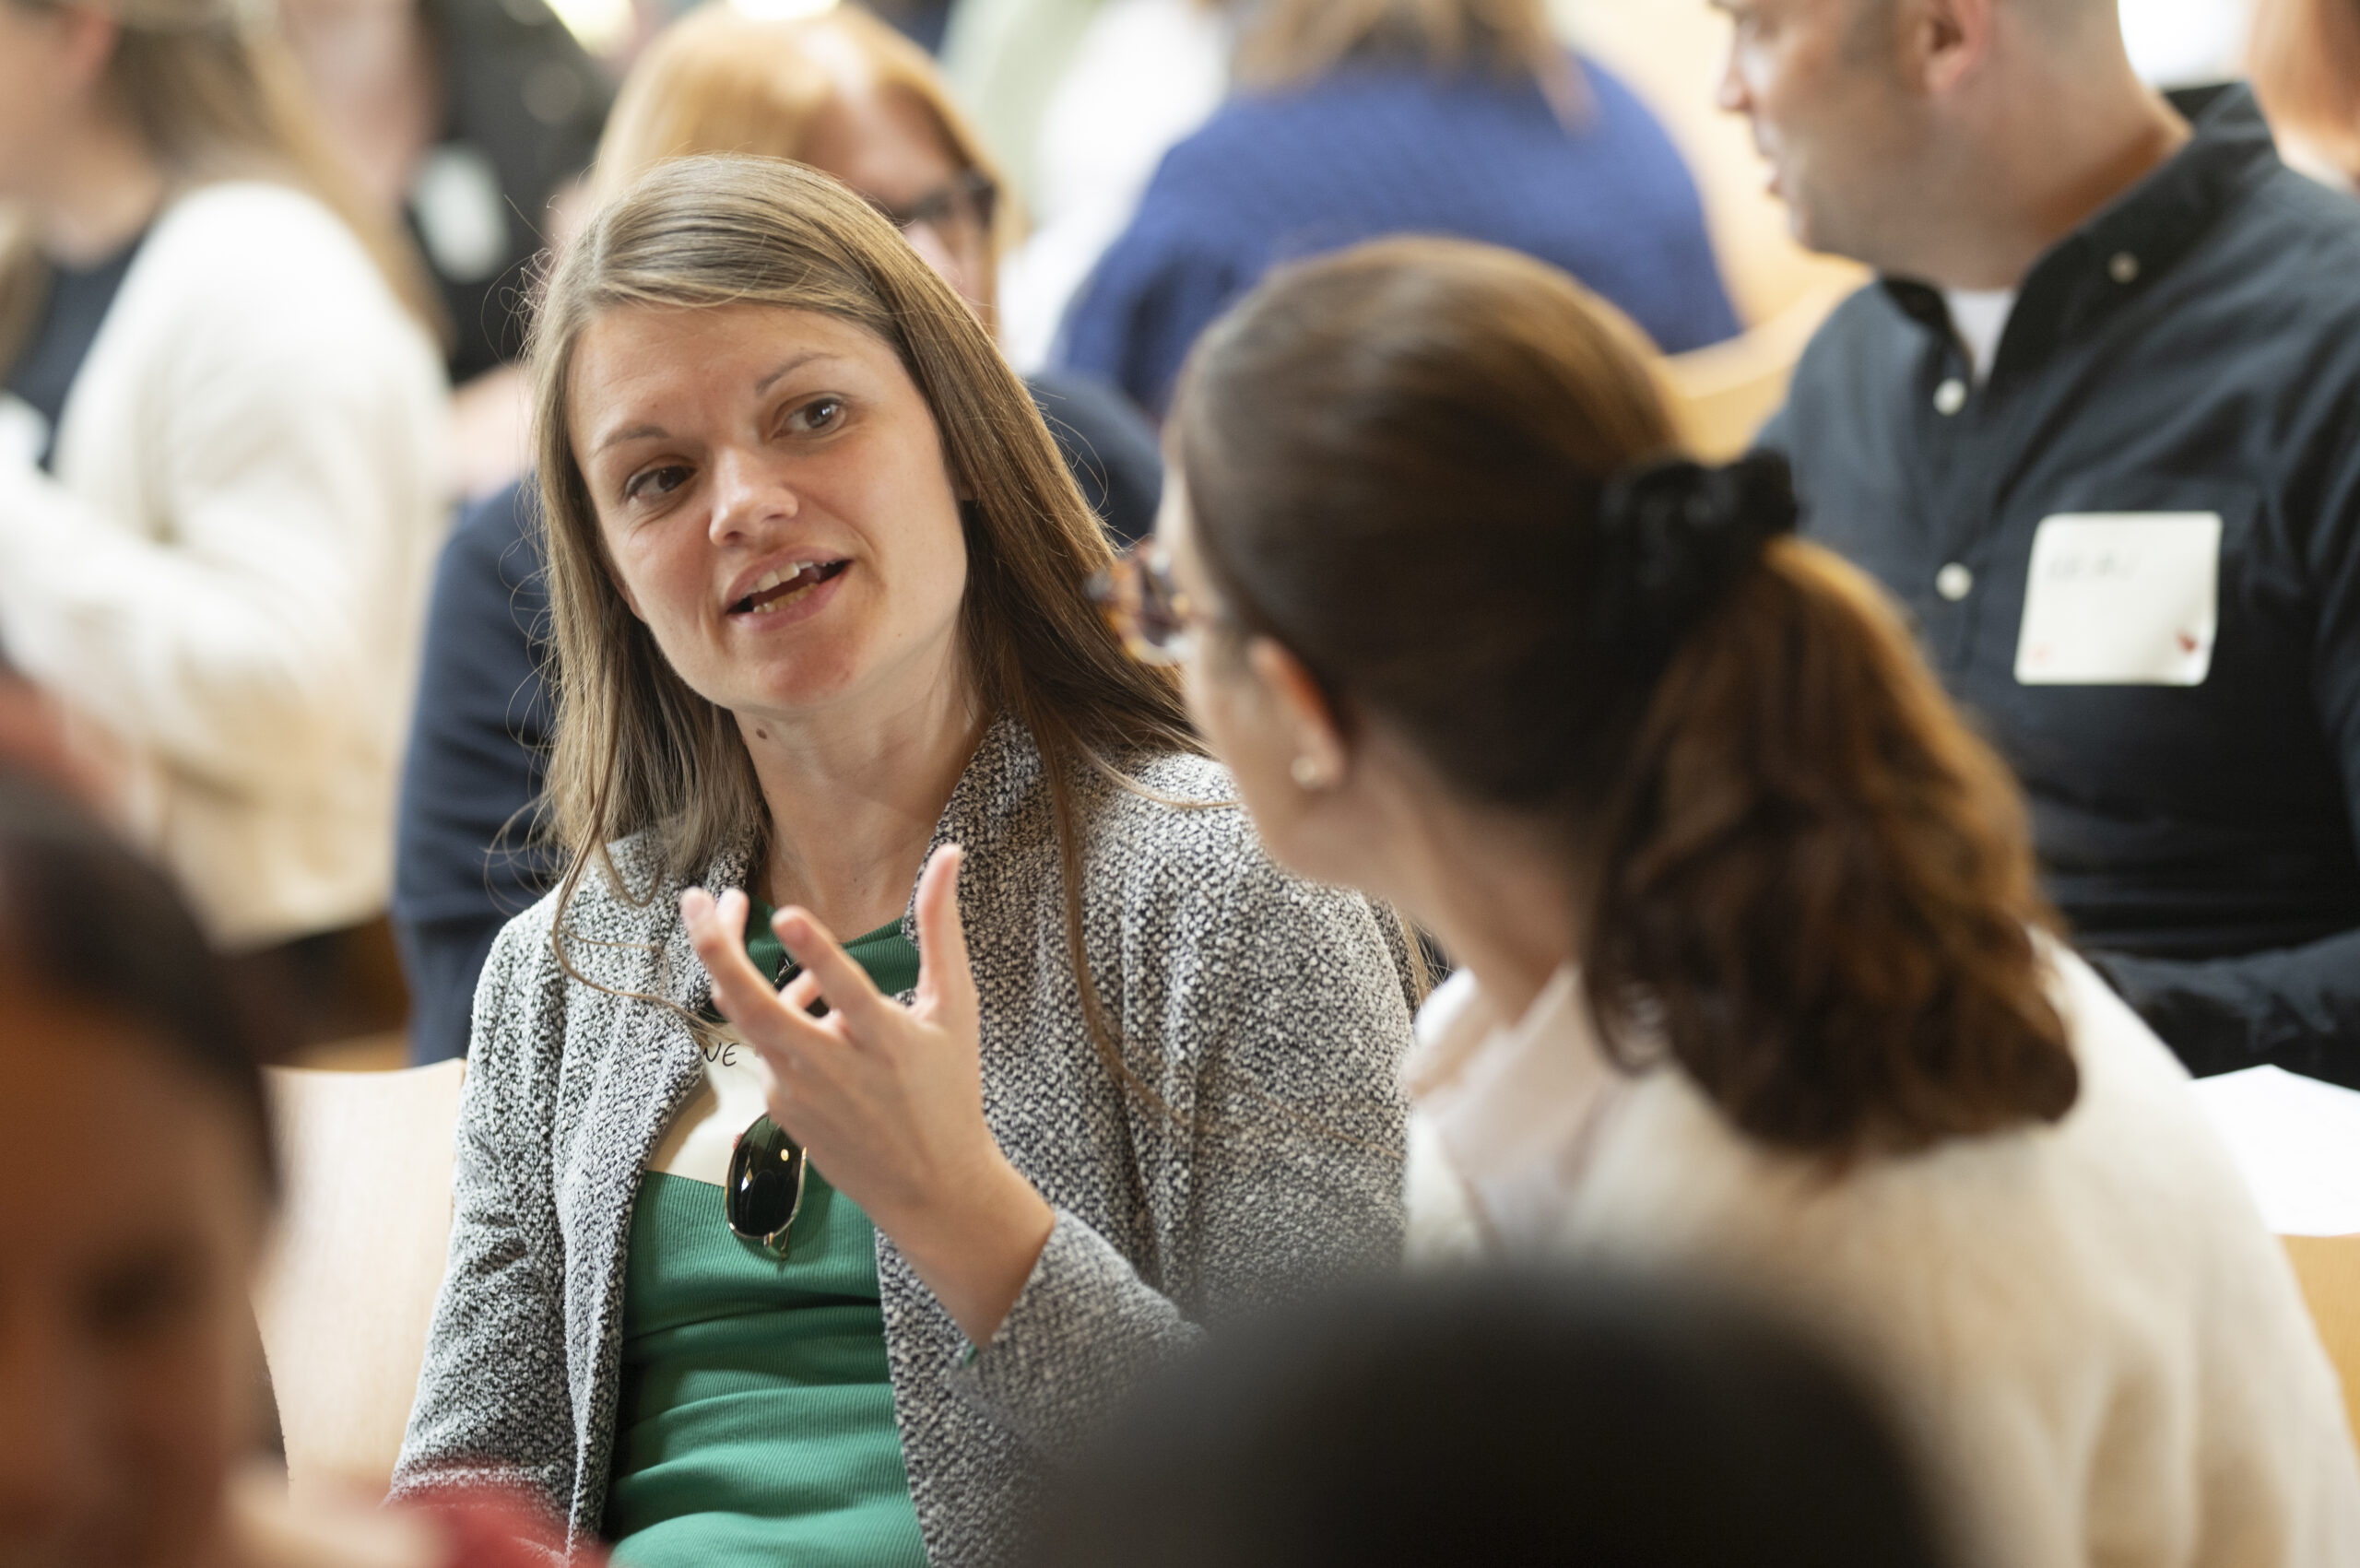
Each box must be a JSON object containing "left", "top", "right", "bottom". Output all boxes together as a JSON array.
[
  {"left": 2015, "top": 512, "right": 2221, "bottom": 686},
  {"left": 647, "top": 1032, "right": 773, "bottom": 1188}
]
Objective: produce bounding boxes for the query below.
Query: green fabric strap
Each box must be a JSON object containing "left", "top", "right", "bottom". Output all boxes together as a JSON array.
[{"left": 744, "top": 900, "right": 921, "bottom": 1000}]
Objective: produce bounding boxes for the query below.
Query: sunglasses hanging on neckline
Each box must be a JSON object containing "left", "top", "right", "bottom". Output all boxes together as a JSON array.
[{"left": 721, "top": 952, "right": 819, "bottom": 1258}]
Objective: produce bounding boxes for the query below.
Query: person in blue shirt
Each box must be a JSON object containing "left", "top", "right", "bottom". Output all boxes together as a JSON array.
[
  {"left": 1738, "top": 0, "right": 2360, "bottom": 1075},
  {"left": 1056, "top": 0, "right": 1740, "bottom": 419}
]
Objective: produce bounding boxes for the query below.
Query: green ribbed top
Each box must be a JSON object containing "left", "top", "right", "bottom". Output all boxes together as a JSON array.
[{"left": 607, "top": 914, "right": 927, "bottom": 1568}]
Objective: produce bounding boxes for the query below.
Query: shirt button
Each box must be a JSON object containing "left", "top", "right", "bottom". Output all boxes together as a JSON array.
[
  {"left": 1933, "top": 377, "right": 1967, "bottom": 415},
  {"left": 1936, "top": 562, "right": 1974, "bottom": 601},
  {"left": 2108, "top": 251, "right": 2141, "bottom": 284}
]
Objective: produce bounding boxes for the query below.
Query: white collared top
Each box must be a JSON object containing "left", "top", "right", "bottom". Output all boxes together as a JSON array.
[{"left": 1403, "top": 946, "right": 2360, "bottom": 1568}]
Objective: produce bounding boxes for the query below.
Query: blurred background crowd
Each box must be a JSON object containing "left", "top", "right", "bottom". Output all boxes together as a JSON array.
[
  {"left": 6, "top": 0, "right": 2360, "bottom": 1560},
  {"left": 0, "top": 0, "right": 2319, "bottom": 1069}
]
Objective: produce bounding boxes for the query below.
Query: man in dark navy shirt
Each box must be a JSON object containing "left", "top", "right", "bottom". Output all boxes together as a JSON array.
[{"left": 1728, "top": 0, "right": 2360, "bottom": 1076}]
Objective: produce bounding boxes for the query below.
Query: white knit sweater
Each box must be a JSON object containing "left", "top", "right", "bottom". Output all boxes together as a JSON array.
[
  {"left": 1406, "top": 946, "right": 2360, "bottom": 1567},
  {"left": 0, "top": 182, "right": 449, "bottom": 947}
]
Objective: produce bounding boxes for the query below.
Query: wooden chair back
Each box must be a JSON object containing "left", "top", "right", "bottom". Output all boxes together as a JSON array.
[
  {"left": 1661, "top": 280, "right": 1855, "bottom": 461},
  {"left": 2285, "top": 1236, "right": 2360, "bottom": 1445},
  {"left": 254, "top": 1061, "right": 464, "bottom": 1505}
]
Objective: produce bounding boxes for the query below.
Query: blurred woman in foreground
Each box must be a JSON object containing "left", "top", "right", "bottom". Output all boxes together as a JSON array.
[
  {"left": 0, "top": 759, "right": 569, "bottom": 1568},
  {"left": 1132, "top": 236, "right": 2360, "bottom": 1566}
]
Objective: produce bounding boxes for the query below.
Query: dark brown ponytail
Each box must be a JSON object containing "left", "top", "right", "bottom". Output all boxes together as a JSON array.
[
  {"left": 1174, "top": 236, "right": 2074, "bottom": 1160},
  {"left": 1583, "top": 534, "right": 2076, "bottom": 1155}
]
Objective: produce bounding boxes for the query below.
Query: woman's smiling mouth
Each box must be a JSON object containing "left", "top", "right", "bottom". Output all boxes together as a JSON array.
[{"left": 730, "top": 559, "right": 850, "bottom": 616}]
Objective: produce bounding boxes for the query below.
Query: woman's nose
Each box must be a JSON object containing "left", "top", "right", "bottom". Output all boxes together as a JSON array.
[{"left": 706, "top": 447, "right": 798, "bottom": 544}]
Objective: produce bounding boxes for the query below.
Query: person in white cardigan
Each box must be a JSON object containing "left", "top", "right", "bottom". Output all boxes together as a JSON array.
[
  {"left": 1108, "top": 234, "right": 2360, "bottom": 1566},
  {"left": 0, "top": 0, "right": 449, "bottom": 969}
]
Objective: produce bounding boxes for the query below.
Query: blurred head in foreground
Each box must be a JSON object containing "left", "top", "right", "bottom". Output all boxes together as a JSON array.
[
  {"left": 0, "top": 763, "right": 279, "bottom": 1568},
  {"left": 0, "top": 750, "right": 572, "bottom": 1567},
  {"left": 1027, "top": 1268, "right": 1953, "bottom": 1568}
]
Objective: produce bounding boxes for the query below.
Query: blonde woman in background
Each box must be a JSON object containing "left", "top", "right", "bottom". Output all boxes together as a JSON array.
[
  {"left": 0, "top": 0, "right": 449, "bottom": 1043},
  {"left": 273, "top": 0, "right": 611, "bottom": 499},
  {"left": 392, "top": 0, "right": 1162, "bottom": 1065},
  {"left": 588, "top": 0, "right": 1164, "bottom": 529}
]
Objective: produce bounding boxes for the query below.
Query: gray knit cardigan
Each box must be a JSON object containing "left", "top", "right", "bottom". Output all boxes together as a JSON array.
[{"left": 389, "top": 717, "right": 1413, "bottom": 1563}]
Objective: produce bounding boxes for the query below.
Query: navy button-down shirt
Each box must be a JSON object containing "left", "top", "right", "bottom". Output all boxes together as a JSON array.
[{"left": 1764, "top": 85, "right": 2360, "bottom": 1079}]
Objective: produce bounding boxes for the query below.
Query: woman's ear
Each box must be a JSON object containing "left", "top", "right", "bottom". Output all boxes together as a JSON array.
[
  {"left": 1910, "top": 0, "right": 1992, "bottom": 94},
  {"left": 1245, "top": 636, "right": 1349, "bottom": 791}
]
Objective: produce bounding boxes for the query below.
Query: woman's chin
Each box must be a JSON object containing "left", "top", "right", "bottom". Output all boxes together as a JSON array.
[
  {"left": 726, "top": 667, "right": 867, "bottom": 726},
  {"left": 682, "top": 594, "right": 968, "bottom": 737}
]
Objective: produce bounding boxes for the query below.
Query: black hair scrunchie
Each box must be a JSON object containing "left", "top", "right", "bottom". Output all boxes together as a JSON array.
[{"left": 1589, "top": 449, "right": 1798, "bottom": 670}]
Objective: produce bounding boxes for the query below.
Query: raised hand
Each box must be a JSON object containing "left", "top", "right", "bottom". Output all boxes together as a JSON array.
[{"left": 679, "top": 844, "right": 1055, "bottom": 1345}]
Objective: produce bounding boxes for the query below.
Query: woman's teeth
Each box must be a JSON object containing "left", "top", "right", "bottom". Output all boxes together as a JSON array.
[{"left": 733, "top": 560, "right": 842, "bottom": 615}]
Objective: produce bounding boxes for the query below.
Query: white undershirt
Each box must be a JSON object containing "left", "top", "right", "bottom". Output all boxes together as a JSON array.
[{"left": 1944, "top": 287, "right": 2018, "bottom": 383}]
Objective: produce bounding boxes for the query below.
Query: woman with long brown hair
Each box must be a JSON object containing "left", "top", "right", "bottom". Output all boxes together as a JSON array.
[
  {"left": 1137, "top": 236, "right": 2360, "bottom": 1566},
  {"left": 389, "top": 155, "right": 1410, "bottom": 1566},
  {"left": 392, "top": 0, "right": 1165, "bottom": 1066},
  {"left": 0, "top": 0, "right": 447, "bottom": 1029}
]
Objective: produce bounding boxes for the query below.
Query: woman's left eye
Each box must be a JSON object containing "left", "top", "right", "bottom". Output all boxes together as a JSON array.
[
  {"left": 624, "top": 465, "right": 691, "bottom": 502},
  {"left": 785, "top": 396, "right": 846, "bottom": 435}
]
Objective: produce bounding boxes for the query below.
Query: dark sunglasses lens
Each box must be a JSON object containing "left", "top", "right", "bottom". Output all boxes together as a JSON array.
[{"left": 726, "top": 1114, "right": 806, "bottom": 1247}]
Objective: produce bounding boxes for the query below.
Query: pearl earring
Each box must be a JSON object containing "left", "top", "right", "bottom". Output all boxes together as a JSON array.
[{"left": 1291, "top": 757, "right": 1327, "bottom": 790}]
